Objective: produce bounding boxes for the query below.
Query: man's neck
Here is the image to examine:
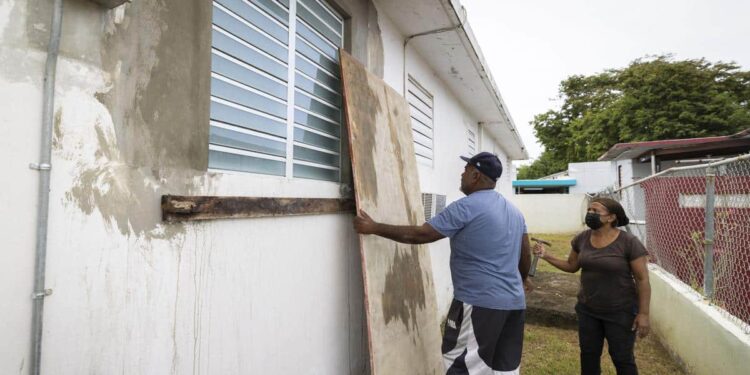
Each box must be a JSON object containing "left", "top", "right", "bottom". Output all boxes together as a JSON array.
[{"left": 466, "top": 187, "right": 495, "bottom": 195}]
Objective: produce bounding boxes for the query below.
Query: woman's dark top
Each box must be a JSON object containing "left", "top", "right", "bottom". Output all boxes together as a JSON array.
[{"left": 572, "top": 230, "right": 649, "bottom": 312}]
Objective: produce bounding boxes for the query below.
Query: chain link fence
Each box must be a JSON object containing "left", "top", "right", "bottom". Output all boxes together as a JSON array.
[{"left": 603, "top": 154, "right": 750, "bottom": 334}]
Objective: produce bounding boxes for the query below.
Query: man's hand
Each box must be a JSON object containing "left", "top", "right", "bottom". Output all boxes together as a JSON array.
[
  {"left": 523, "top": 278, "right": 534, "bottom": 293},
  {"left": 632, "top": 313, "right": 650, "bottom": 339},
  {"left": 353, "top": 210, "right": 378, "bottom": 234}
]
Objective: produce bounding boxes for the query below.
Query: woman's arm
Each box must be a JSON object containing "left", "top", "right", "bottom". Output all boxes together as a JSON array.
[
  {"left": 631, "top": 256, "right": 651, "bottom": 338},
  {"left": 533, "top": 243, "right": 581, "bottom": 273}
]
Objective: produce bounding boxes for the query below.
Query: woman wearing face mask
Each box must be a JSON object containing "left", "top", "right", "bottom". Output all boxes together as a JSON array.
[{"left": 533, "top": 197, "right": 650, "bottom": 375}]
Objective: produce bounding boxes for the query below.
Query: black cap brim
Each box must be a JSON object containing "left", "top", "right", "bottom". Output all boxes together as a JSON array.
[{"left": 460, "top": 156, "right": 471, "bottom": 163}]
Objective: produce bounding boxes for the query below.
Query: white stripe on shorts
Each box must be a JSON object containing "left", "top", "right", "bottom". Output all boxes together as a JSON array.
[{"left": 443, "top": 302, "right": 521, "bottom": 375}]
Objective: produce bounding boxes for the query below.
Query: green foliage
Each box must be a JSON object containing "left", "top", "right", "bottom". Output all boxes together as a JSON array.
[
  {"left": 522, "top": 56, "right": 750, "bottom": 179},
  {"left": 517, "top": 152, "right": 567, "bottom": 180}
]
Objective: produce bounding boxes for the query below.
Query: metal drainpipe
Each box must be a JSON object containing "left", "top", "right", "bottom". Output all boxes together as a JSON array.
[{"left": 30, "top": 0, "right": 63, "bottom": 373}]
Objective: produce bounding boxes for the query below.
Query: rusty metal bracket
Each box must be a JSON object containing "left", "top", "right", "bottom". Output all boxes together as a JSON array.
[{"left": 161, "top": 195, "right": 356, "bottom": 222}]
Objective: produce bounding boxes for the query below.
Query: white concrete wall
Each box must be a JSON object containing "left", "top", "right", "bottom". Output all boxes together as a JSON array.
[
  {"left": 615, "top": 159, "right": 648, "bottom": 224},
  {"left": 631, "top": 158, "right": 653, "bottom": 181},
  {"left": 0, "top": 43, "right": 43, "bottom": 375},
  {"left": 568, "top": 161, "right": 616, "bottom": 195},
  {"left": 649, "top": 266, "right": 750, "bottom": 375},
  {"left": 2, "top": 0, "right": 522, "bottom": 373},
  {"left": 0, "top": 1, "right": 365, "bottom": 373},
  {"left": 508, "top": 194, "right": 588, "bottom": 234},
  {"left": 1, "top": 51, "right": 368, "bottom": 375}
]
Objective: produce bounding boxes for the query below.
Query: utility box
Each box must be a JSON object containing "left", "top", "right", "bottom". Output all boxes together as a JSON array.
[{"left": 89, "top": 0, "right": 130, "bottom": 9}]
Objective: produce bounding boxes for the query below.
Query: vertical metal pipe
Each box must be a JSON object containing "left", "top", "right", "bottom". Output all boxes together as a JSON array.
[
  {"left": 31, "top": 0, "right": 63, "bottom": 373},
  {"left": 650, "top": 151, "right": 656, "bottom": 175},
  {"left": 703, "top": 166, "right": 717, "bottom": 298}
]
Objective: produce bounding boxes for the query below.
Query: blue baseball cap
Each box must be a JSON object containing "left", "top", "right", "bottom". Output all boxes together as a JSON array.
[{"left": 460, "top": 152, "right": 503, "bottom": 181}]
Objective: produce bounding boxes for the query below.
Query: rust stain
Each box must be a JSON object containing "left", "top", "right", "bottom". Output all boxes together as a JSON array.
[
  {"left": 384, "top": 89, "right": 418, "bottom": 224},
  {"left": 382, "top": 244, "right": 426, "bottom": 332}
]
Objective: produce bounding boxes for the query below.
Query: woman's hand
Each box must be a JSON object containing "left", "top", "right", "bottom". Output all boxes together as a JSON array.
[
  {"left": 632, "top": 313, "right": 650, "bottom": 338},
  {"left": 532, "top": 243, "right": 547, "bottom": 259}
]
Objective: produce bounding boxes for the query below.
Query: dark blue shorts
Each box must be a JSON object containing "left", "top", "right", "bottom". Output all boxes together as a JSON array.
[{"left": 442, "top": 298, "right": 525, "bottom": 374}]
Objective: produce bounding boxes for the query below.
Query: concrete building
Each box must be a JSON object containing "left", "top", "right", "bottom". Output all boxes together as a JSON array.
[
  {"left": 513, "top": 161, "right": 616, "bottom": 195},
  {"left": 597, "top": 129, "right": 750, "bottom": 235},
  {"left": 0, "top": 0, "right": 527, "bottom": 373}
]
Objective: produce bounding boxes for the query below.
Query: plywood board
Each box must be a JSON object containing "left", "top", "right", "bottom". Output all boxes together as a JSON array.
[{"left": 340, "top": 50, "right": 443, "bottom": 374}]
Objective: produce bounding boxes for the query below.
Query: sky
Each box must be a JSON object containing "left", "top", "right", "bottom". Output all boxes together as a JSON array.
[{"left": 460, "top": 0, "right": 750, "bottom": 164}]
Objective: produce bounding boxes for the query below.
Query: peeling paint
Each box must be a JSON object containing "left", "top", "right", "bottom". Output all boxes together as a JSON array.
[
  {"left": 53, "top": 86, "right": 199, "bottom": 240},
  {"left": 52, "top": 108, "right": 63, "bottom": 150},
  {"left": 31, "top": 0, "right": 216, "bottom": 240},
  {"left": 0, "top": 0, "right": 15, "bottom": 40},
  {"left": 97, "top": 0, "right": 210, "bottom": 171}
]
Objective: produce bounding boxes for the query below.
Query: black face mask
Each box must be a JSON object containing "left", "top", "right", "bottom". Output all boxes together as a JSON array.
[{"left": 585, "top": 212, "right": 604, "bottom": 230}]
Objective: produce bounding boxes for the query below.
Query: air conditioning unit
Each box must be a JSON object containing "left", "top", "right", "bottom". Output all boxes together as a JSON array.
[{"left": 422, "top": 193, "right": 447, "bottom": 220}]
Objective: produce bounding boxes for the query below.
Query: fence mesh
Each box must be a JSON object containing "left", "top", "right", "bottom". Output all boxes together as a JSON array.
[{"left": 607, "top": 155, "right": 750, "bottom": 333}]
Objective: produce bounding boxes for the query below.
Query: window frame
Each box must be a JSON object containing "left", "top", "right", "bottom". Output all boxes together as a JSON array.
[{"left": 208, "top": 0, "right": 347, "bottom": 184}]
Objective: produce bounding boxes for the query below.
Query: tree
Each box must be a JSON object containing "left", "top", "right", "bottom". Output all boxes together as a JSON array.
[
  {"left": 516, "top": 152, "right": 566, "bottom": 180},
  {"left": 520, "top": 56, "right": 750, "bottom": 179}
]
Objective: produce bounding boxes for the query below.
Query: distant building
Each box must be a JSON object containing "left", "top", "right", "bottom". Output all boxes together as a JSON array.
[
  {"left": 599, "top": 128, "right": 750, "bottom": 189},
  {"left": 514, "top": 129, "right": 750, "bottom": 195}
]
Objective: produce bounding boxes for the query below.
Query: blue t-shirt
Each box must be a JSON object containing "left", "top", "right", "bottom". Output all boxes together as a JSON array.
[{"left": 428, "top": 190, "right": 527, "bottom": 310}]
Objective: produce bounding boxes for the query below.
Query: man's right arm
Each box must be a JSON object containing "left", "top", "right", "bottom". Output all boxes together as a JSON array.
[
  {"left": 519, "top": 233, "right": 531, "bottom": 280},
  {"left": 353, "top": 210, "right": 445, "bottom": 244},
  {"left": 368, "top": 222, "right": 445, "bottom": 244}
]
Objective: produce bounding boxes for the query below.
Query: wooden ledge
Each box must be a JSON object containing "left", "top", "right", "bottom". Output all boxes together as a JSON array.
[{"left": 161, "top": 195, "right": 356, "bottom": 222}]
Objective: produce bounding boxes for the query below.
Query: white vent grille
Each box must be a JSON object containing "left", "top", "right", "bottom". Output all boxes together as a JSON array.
[
  {"left": 467, "top": 128, "right": 476, "bottom": 155},
  {"left": 422, "top": 193, "right": 447, "bottom": 220},
  {"left": 407, "top": 76, "right": 434, "bottom": 165}
]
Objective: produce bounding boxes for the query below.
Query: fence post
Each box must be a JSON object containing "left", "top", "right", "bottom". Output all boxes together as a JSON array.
[{"left": 703, "top": 166, "right": 717, "bottom": 298}]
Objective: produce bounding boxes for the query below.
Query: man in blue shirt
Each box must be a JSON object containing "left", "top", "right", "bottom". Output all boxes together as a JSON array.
[{"left": 354, "top": 152, "right": 531, "bottom": 375}]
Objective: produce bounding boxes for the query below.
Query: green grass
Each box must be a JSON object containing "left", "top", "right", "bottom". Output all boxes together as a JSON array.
[
  {"left": 530, "top": 233, "right": 581, "bottom": 274},
  {"left": 522, "top": 323, "right": 685, "bottom": 374}
]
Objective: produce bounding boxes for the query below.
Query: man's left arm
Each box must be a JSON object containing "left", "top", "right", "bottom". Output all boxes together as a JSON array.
[{"left": 353, "top": 210, "right": 445, "bottom": 244}]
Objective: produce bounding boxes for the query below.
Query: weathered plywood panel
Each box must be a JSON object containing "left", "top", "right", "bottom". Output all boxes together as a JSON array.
[{"left": 340, "top": 50, "right": 443, "bottom": 374}]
